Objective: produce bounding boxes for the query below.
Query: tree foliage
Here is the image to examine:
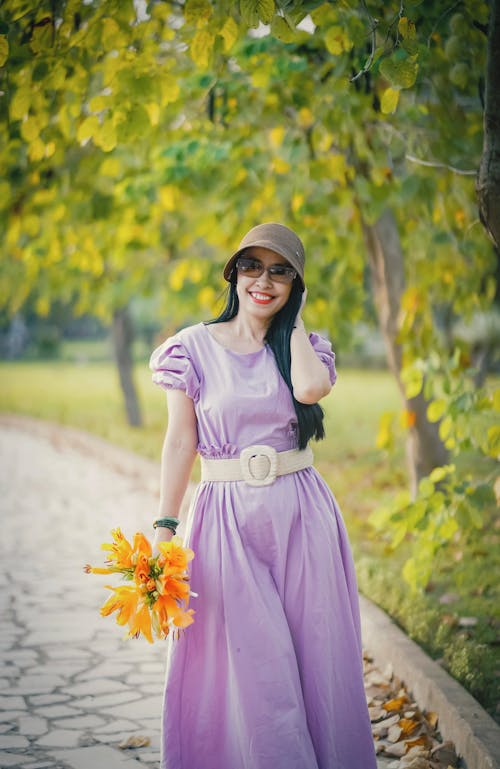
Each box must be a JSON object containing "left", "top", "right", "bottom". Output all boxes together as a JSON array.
[{"left": 1, "top": 0, "right": 498, "bottom": 589}]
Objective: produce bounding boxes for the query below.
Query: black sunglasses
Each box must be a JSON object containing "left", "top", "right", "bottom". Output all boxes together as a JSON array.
[{"left": 235, "top": 257, "right": 297, "bottom": 284}]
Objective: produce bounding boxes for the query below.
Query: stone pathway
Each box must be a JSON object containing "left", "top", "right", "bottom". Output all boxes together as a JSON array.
[{"left": 0, "top": 418, "right": 439, "bottom": 769}]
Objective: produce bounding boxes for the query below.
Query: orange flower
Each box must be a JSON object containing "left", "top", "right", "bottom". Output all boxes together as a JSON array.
[
  {"left": 159, "top": 573, "right": 191, "bottom": 604},
  {"left": 87, "top": 529, "right": 196, "bottom": 642},
  {"left": 100, "top": 585, "right": 138, "bottom": 627},
  {"left": 153, "top": 594, "right": 194, "bottom": 634},
  {"left": 158, "top": 536, "right": 194, "bottom": 572},
  {"left": 101, "top": 528, "right": 133, "bottom": 569},
  {"left": 133, "top": 532, "right": 152, "bottom": 559},
  {"left": 129, "top": 601, "right": 153, "bottom": 644},
  {"left": 134, "top": 553, "right": 150, "bottom": 584}
]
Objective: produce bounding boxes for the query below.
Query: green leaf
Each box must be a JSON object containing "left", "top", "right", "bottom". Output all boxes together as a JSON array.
[
  {"left": 271, "top": 16, "right": 296, "bottom": 43},
  {"left": 241, "top": 0, "right": 275, "bottom": 27},
  {"left": 380, "top": 56, "right": 419, "bottom": 89}
]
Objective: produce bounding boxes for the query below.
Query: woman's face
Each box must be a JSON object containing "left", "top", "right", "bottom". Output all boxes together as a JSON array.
[{"left": 235, "top": 246, "right": 294, "bottom": 321}]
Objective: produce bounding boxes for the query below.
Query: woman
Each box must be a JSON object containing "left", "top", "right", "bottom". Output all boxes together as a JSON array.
[{"left": 149, "top": 223, "right": 377, "bottom": 769}]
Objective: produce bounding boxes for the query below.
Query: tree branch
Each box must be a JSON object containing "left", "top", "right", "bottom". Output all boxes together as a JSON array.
[{"left": 405, "top": 154, "right": 477, "bottom": 176}]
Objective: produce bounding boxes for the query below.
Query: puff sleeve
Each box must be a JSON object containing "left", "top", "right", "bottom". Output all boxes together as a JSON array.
[
  {"left": 149, "top": 336, "right": 201, "bottom": 403},
  {"left": 308, "top": 332, "right": 337, "bottom": 386}
]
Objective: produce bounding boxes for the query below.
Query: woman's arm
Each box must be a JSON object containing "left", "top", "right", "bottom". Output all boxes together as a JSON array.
[
  {"left": 153, "top": 388, "right": 198, "bottom": 547},
  {"left": 290, "top": 315, "right": 332, "bottom": 405}
]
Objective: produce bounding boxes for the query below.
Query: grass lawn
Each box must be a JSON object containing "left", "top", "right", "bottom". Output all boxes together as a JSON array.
[{"left": 1, "top": 353, "right": 498, "bottom": 720}]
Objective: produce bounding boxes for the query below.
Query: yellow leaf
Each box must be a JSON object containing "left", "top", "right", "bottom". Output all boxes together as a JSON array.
[
  {"left": 159, "top": 185, "right": 178, "bottom": 211},
  {"left": 427, "top": 399, "right": 446, "bottom": 422},
  {"left": 400, "top": 409, "right": 416, "bottom": 429},
  {"left": 184, "top": 0, "right": 213, "bottom": 26},
  {"left": 297, "top": 107, "right": 313, "bottom": 128},
  {"left": 10, "top": 88, "right": 31, "bottom": 120},
  {"left": 198, "top": 286, "right": 216, "bottom": 309},
  {"left": 269, "top": 126, "right": 285, "bottom": 148},
  {"left": 35, "top": 296, "right": 50, "bottom": 316},
  {"left": 101, "top": 157, "right": 121, "bottom": 176},
  {"left": 272, "top": 157, "right": 290, "bottom": 174},
  {"left": 292, "top": 193, "right": 304, "bottom": 212},
  {"left": 89, "top": 95, "right": 109, "bottom": 113},
  {"left": 145, "top": 102, "right": 160, "bottom": 126},
  {"left": 21, "top": 116, "right": 40, "bottom": 142},
  {"left": 190, "top": 29, "right": 215, "bottom": 67},
  {"left": 94, "top": 120, "right": 117, "bottom": 152},
  {"left": 398, "top": 17, "right": 409, "bottom": 37},
  {"left": 219, "top": 17, "right": 239, "bottom": 52},
  {"left": 487, "top": 425, "right": 500, "bottom": 457},
  {"left": 327, "top": 154, "right": 348, "bottom": 184},
  {"left": 0, "top": 34, "right": 9, "bottom": 67},
  {"left": 169, "top": 261, "right": 189, "bottom": 291},
  {"left": 77, "top": 115, "right": 99, "bottom": 143},
  {"left": 324, "top": 26, "right": 349, "bottom": 55},
  {"left": 101, "top": 17, "right": 128, "bottom": 50},
  {"left": 160, "top": 74, "right": 180, "bottom": 105},
  {"left": 376, "top": 412, "right": 395, "bottom": 450},
  {"left": 492, "top": 388, "right": 500, "bottom": 412},
  {"left": 381, "top": 87, "right": 400, "bottom": 114}
]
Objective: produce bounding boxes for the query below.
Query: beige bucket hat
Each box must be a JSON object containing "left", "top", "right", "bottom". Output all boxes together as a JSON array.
[{"left": 223, "top": 223, "right": 306, "bottom": 290}]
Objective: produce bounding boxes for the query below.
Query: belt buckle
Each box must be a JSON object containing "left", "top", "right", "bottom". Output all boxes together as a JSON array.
[{"left": 240, "top": 445, "right": 278, "bottom": 487}]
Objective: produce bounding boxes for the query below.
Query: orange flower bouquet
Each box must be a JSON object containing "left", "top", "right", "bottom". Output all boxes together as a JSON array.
[{"left": 85, "top": 528, "right": 195, "bottom": 643}]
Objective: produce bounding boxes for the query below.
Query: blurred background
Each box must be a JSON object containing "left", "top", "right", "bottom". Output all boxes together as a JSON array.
[{"left": 0, "top": 0, "right": 498, "bottom": 722}]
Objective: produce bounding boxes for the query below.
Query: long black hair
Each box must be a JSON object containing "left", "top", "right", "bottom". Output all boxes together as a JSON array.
[{"left": 207, "top": 274, "right": 325, "bottom": 449}]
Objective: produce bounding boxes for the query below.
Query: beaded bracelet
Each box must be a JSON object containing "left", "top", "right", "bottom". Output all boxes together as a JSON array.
[{"left": 153, "top": 516, "right": 180, "bottom": 532}]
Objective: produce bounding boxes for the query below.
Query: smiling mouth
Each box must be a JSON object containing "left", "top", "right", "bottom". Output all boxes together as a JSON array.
[{"left": 249, "top": 292, "right": 274, "bottom": 304}]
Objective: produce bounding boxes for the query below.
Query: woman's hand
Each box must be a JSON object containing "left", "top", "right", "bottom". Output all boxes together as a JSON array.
[{"left": 152, "top": 526, "right": 175, "bottom": 557}]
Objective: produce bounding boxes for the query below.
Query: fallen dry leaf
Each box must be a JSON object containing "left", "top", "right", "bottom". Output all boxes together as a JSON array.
[
  {"left": 424, "top": 711, "right": 439, "bottom": 729},
  {"left": 363, "top": 652, "right": 460, "bottom": 767},
  {"left": 118, "top": 735, "right": 151, "bottom": 749},
  {"left": 385, "top": 695, "right": 410, "bottom": 712}
]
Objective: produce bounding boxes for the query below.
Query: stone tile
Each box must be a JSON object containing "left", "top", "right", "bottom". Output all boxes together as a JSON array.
[
  {"left": 0, "top": 695, "right": 27, "bottom": 711},
  {"left": 0, "top": 723, "right": 14, "bottom": 733},
  {"left": 62, "top": 679, "right": 132, "bottom": 697},
  {"left": 137, "top": 750, "right": 161, "bottom": 763},
  {"left": 0, "top": 733, "right": 30, "bottom": 748},
  {"left": 18, "top": 715, "right": 48, "bottom": 736},
  {"left": 104, "top": 697, "right": 163, "bottom": 720},
  {"left": 75, "top": 663, "right": 131, "bottom": 681},
  {"left": 50, "top": 744, "right": 143, "bottom": 768},
  {"left": 34, "top": 705, "right": 83, "bottom": 719},
  {"left": 93, "top": 719, "right": 140, "bottom": 734},
  {"left": 6, "top": 674, "right": 66, "bottom": 695},
  {"left": 36, "top": 729, "right": 81, "bottom": 748},
  {"left": 0, "top": 651, "right": 37, "bottom": 663},
  {"left": 75, "top": 691, "right": 142, "bottom": 709},
  {"left": 0, "top": 753, "right": 33, "bottom": 767},
  {"left": 23, "top": 763, "right": 56, "bottom": 768},
  {"left": 44, "top": 648, "right": 92, "bottom": 660},
  {"left": 23, "top": 763, "right": 57, "bottom": 768},
  {"left": 0, "top": 711, "right": 26, "bottom": 722},
  {"left": 29, "top": 694, "right": 71, "bottom": 706},
  {"left": 52, "top": 714, "right": 106, "bottom": 730}
]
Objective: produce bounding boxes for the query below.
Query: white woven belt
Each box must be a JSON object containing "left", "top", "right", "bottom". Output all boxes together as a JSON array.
[{"left": 200, "top": 444, "right": 314, "bottom": 487}]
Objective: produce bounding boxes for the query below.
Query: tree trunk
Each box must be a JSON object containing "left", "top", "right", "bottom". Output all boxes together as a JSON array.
[
  {"left": 361, "top": 209, "right": 448, "bottom": 497},
  {"left": 111, "top": 306, "right": 142, "bottom": 428},
  {"left": 477, "top": 0, "right": 500, "bottom": 249}
]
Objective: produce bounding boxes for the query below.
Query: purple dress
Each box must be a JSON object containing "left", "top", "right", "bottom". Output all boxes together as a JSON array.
[{"left": 150, "top": 321, "right": 377, "bottom": 769}]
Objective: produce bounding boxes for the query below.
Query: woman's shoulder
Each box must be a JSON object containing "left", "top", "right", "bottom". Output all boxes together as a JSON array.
[{"left": 171, "top": 321, "right": 207, "bottom": 346}]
